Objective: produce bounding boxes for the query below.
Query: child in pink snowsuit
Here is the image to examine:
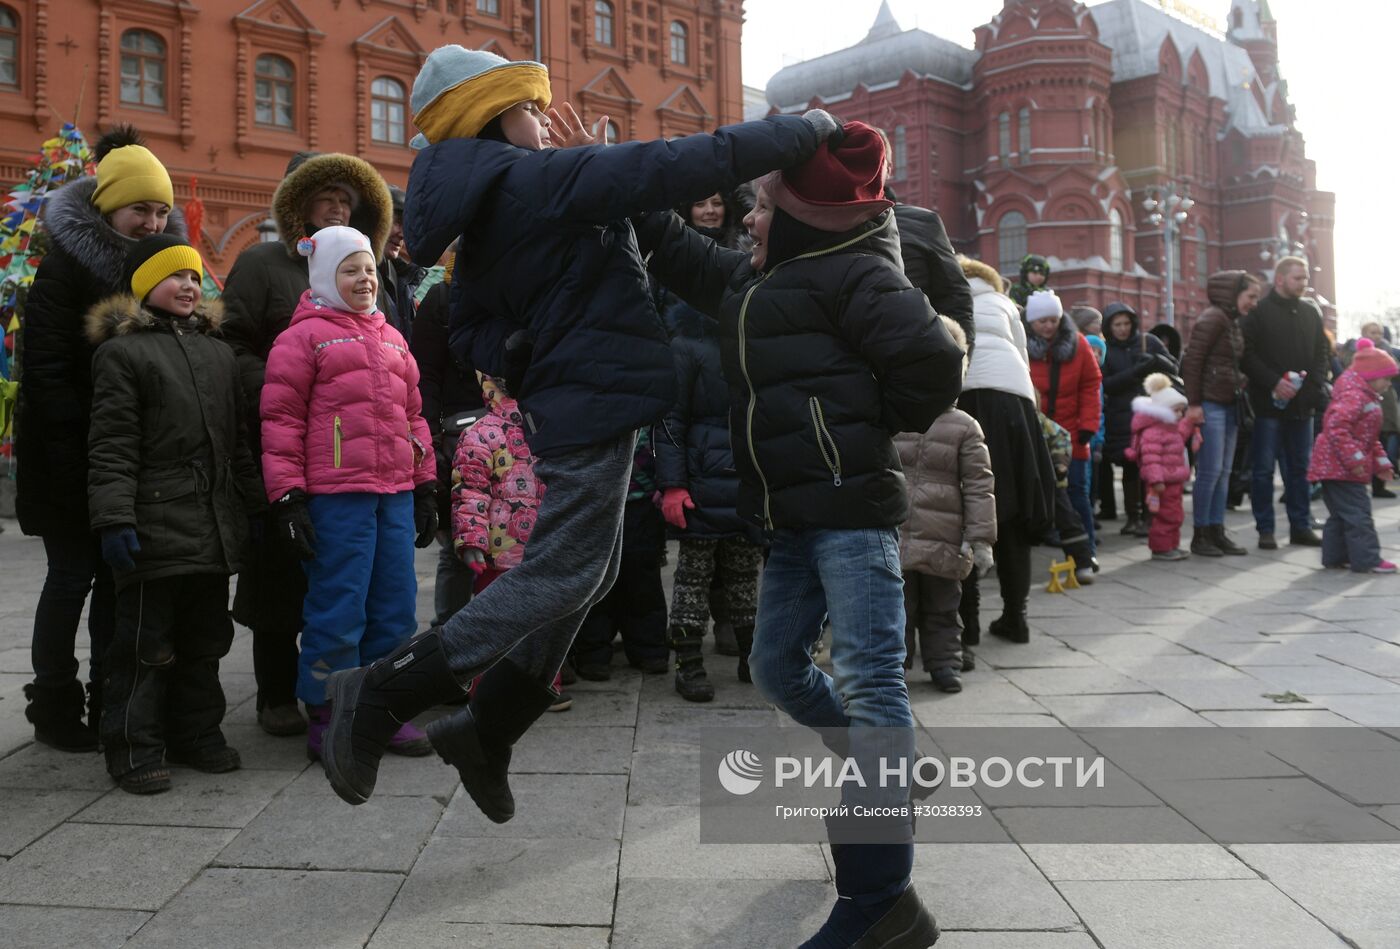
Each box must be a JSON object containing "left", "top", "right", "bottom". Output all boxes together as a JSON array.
[
  {"left": 452, "top": 372, "right": 567, "bottom": 708},
  {"left": 1307, "top": 338, "right": 1398, "bottom": 573},
  {"left": 1126, "top": 373, "right": 1200, "bottom": 560},
  {"left": 260, "top": 226, "right": 439, "bottom": 758}
]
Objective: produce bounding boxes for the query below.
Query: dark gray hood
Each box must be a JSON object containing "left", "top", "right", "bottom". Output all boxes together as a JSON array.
[{"left": 42, "top": 176, "right": 188, "bottom": 288}]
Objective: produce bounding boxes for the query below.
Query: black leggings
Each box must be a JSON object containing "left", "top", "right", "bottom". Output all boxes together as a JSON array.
[{"left": 959, "top": 523, "right": 1032, "bottom": 632}]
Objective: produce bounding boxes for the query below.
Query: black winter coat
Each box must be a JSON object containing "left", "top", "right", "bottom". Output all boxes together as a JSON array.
[
  {"left": 14, "top": 177, "right": 186, "bottom": 536},
  {"left": 86, "top": 298, "right": 263, "bottom": 592},
  {"left": 411, "top": 280, "right": 485, "bottom": 523},
  {"left": 1101, "top": 306, "right": 1174, "bottom": 462},
  {"left": 639, "top": 209, "right": 964, "bottom": 531},
  {"left": 1240, "top": 289, "right": 1330, "bottom": 419},
  {"left": 891, "top": 204, "right": 975, "bottom": 353},
  {"left": 402, "top": 115, "right": 823, "bottom": 459},
  {"left": 654, "top": 310, "right": 752, "bottom": 541}
]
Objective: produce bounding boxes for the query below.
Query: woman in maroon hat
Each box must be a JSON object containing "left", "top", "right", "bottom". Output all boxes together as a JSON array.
[{"left": 638, "top": 121, "right": 961, "bottom": 949}]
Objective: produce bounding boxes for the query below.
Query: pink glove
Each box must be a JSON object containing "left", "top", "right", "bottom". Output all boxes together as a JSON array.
[{"left": 660, "top": 488, "right": 695, "bottom": 530}]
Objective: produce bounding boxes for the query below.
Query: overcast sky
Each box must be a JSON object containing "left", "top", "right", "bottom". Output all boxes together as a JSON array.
[{"left": 741, "top": 1, "right": 1395, "bottom": 327}]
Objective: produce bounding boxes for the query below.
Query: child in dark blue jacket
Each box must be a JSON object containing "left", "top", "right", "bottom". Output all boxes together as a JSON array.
[{"left": 318, "top": 46, "right": 842, "bottom": 822}]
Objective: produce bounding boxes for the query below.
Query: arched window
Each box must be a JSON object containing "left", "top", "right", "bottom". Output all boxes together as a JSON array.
[
  {"left": 1018, "top": 107, "right": 1031, "bottom": 163},
  {"left": 669, "top": 21, "right": 688, "bottom": 65},
  {"left": 997, "top": 211, "right": 1028, "bottom": 275},
  {"left": 998, "top": 112, "right": 1010, "bottom": 164},
  {"left": 594, "top": 1, "right": 615, "bottom": 47},
  {"left": 476, "top": 0, "right": 500, "bottom": 14},
  {"left": 604, "top": 120, "right": 620, "bottom": 145},
  {"left": 120, "top": 30, "right": 166, "bottom": 109},
  {"left": 1196, "top": 225, "right": 1209, "bottom": 286},
  {"left": 371, "top": 76, "right": 407, "bottom": 145},
  {"left": 1108, "top": 208, "right": 1124, "bottom": 271},
  {"left": 254, "top": 54, "right": 295, "bottom": 129},
  {"left": 0, "top": 6, "right": 18, "bottom": 89}
]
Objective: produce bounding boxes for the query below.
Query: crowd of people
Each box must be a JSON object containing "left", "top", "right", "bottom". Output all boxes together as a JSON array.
[{"left": 9, "top": 42, "right": 1392, "bottom": 949}]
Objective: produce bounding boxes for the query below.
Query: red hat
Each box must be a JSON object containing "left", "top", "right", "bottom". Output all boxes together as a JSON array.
[
  {"left": 759, "top": 121, "right": 894, "bottom": 232},
  {"left": 1353, "top": 338, "right": 1399, "bottom": 380}
]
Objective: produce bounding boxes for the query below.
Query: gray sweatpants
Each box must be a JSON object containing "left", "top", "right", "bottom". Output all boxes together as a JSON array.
[{"left": 440, "top": 432, "right": 635, "bottom": 683}]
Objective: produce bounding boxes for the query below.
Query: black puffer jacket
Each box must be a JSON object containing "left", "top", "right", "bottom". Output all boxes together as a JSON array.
[
  {"left": 1240, "top": 289, "right": 1330, "bottom": 419},
  {"left": 14, "top": 177, "right": 186, "bottom": 536},
  {"left": 85, "top": 298, "right": 263, "bottom": 591},
  {"left": 402, "top": 115, "right": 823, "bottom": 459},
  {"left": 1101, "top": 302, "right": 1174, "bottom": 462},
  {"left": 639, "top": 209, "right": 964, "bottom": 531},
  {"left": 412, "top": 278, "right": 485, "bottom": 524},
  {"left": 892, "top": 203, "right": 975, "bottom": 354},
  {"left": 654, "top": 307, "right": 752, "bottom": 541}
]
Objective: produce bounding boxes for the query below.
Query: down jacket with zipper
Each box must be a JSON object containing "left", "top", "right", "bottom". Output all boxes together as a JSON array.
[
  {"left": 1307, "top": 370, "right": 1393, "bottom": 484},
  {"left": 402, "top": 115, "right": 824, "bottom": 460},
  {"left": 1101, "top": 302, "right": 1173, "bottom": 461},
  {"left": 960, "top": 258, "right": 1035, "bottom": 403},
  {"left": 260, "top": 291, "right": 435, "bottom": 502},
  {"left": 637, "top": 208, "right": 964, "bottom": 531},
  {"left": 1181, "top": 271, "right": 1250, "bottom": 407},
  {"left": 1027, "top": 314, "right": 1102, "bottom": 462},
  {"left": 1125, "top": 399, "right": 1196, "bottom": 486},
  {"left": 891, "top": 203, "right": 975, "bottom": 353},
  {"left": 86, "top": 297, "right": 263, "bottom": 591},
  {"left": 895, "top": 408, "right": 996, "bottom": 580},
  {"left": 15, "top": 177, "right": 186, "bottom": 536}
]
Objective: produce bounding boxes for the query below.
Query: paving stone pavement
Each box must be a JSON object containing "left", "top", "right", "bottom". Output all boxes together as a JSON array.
[{"left": 2, "top": 495, "right": 1400, "bottom": 948}]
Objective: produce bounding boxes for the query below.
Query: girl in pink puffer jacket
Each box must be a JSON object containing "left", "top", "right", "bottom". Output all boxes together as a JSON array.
[
  {"left": 260, "top": 226, "right": 438, "bottom": 758},
  {"left": 1125, "top": 373, "right": 1200, "bottom": 561}
]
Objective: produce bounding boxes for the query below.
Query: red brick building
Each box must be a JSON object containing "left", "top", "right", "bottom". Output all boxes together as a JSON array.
[
  {"left": 766, "top": 0, "right": 1336, "bottom": 336},
  {"left": 0, "top": 0, "right": 745, "bottom": 274}
]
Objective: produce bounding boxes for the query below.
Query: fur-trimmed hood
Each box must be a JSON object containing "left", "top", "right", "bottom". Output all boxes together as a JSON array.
[
  {"left": 1130, "top": 395, "right": 1179, "bottom": 425},
  {"left": 959, "top": 257, "right": 1004, "bottom": 294},
  {"left": 43, "top": 177, "right": 188, "bottom": 289},
  {"left": 1025, "top": 312, "right": 1079, "bottom": 364},
  {"left": 271, "top": 153, "right": 392, "bottom": 260},
  {"left": 85, "top": 294, "right": 224, "bottom": 345}
]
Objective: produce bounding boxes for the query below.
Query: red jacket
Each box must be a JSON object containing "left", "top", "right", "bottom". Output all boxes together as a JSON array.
[
  {"left": 1125, "top": 397, "right": 1198, "bottom": 486},
  {"left": 1307, "top": 370, "right": 1393, "bottom": 484},
  {"left": 1028, "top": 318, "right": 1102, "bottom": 461}
]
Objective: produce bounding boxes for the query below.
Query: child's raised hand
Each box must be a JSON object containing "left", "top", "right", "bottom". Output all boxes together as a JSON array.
[{"left": 548, "top": 102, "right": 606, "bottom": 148}]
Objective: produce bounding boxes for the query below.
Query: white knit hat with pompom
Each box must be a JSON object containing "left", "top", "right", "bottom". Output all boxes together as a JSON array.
[{"left": 1144, "top": 372, "right": 1186, "bottom": 409}]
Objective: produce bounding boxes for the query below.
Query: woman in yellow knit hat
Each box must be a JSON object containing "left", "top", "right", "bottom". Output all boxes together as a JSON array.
[{"left": 13, "top": 124, "right": 185, "bottom": 752}]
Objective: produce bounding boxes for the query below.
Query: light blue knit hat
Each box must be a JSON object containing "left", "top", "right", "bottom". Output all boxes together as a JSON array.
[{"left": 410, "top": 46, "right": 550, "bottom": 150}]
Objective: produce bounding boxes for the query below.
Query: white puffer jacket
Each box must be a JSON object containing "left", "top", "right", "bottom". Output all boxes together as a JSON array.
[{"left": 961, "top": 267, "right": 1037, "bottom": 404}]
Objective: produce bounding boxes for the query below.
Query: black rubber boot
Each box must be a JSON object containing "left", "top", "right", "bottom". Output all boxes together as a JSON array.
[
  {"left": 322, "top": 631, "right": 464, "bottom": 806},
  {"left": 671, "top": 627, "right": 714, "bottom": 702},
  {"left": 25, "top": 682, "right": 98, "bottom": 752},
  {"left": 426, "top": 658, "right": 557, "bottom": 823},
  {"left": 734, "top": 625, "right": 754, "bottom": 684}
]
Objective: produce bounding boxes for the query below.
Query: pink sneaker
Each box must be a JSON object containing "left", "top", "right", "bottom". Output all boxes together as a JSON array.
[
  {"left": 1371, "top": 561, "right": 1398, "bottom": 574},
  {"left": 387, "top": 720, "right": 433, "bottom": 757},
  {"left": 305, "top": 704, "right": 329, "bottom": 762}
]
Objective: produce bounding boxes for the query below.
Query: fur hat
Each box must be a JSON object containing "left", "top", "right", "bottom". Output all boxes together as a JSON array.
[
  {"left": 1025, "top": 290, "right": 1063, "bottom": 323},
  {"left": 298, "top": 225, "right": 375, "bottom": 312},
  {"left": 1144, "top": 372, "right": 1186, "bottom": 409},
  {"left": 1352, "top": 338, "right": 1400, "bottom": 380},
  {"left": 125, "top": 233, "right": 202, "bottom": 303},
  {"left": 410, "top": 46, "right": 551, "bottom": 148},
  {"left": 91, "top": 144, "right": 174, "bottom": 215},
  {"left": 758, "top": 121, "right": 893, "bottom": 233}
]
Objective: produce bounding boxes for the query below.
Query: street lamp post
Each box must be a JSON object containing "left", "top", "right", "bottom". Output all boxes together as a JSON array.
[{"left": 1143, "top": 184, "right": 1194, "bottom": 327}]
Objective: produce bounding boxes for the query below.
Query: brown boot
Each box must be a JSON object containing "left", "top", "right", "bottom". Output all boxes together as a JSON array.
[{"left": 1211, "top": 525, "right": 1248, "bottom": 556}]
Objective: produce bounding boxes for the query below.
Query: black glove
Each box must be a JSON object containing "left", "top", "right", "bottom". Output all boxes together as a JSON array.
[
  {"left": 1077, "top": 430, "right": 1095, "bottom": 447},
  {"left": 802, "top": 109, "right": 844, "bottom": 147},
  {"left": 273, "top": 489, "right": 317, "bottom": 560},
  {"left": 414, "top": 482, "right": 439, "bottom": 549},
  {"left": 100, "top": 526, "right": 140, "bottom": 571}
]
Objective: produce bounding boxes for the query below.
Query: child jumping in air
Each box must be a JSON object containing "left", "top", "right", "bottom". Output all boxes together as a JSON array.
[
  {"left": 318, "top": 45, "right": 841, "bottom": 828},
  {"left": 1307, "top": 338, "right": 1398, "bottom": 572},
  {"left": 259, "top": 225, "right": 440, "bottom": 761},
  {"left": 1126, "top": 373, "right": 1200, "bottom": 562},
  {"left": 88, "top": 234, "right": 263, "bottom": 793}
]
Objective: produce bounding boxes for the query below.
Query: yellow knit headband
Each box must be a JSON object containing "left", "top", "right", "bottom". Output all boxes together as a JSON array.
[
  {"left": 413, "top": 63, "right": 552, "bottom": 145},
  {"left": 131, "top": 245, "right": 203, "bottom": 302}
]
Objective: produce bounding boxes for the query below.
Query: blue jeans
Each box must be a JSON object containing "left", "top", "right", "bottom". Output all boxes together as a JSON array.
[
  {"left": 1319, "top": 481, "right": 1381, "bottom": 571},
  {"left": 1193, "top": 401, "right": 1239, "bottom": 527},
  {"left": 1066, "top": 458, "right": 1096, "bottom": 556},
  {"left": 299, "top": 492, "right": 418, "bottom": 704},
  {"left": 1249, "top": 415, "right": 1314, "bottom": 535}
]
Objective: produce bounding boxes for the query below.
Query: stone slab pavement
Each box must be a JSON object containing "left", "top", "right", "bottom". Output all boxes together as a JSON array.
[{"left": 2, "top": 494, "right": 1400, "bottom": 948}]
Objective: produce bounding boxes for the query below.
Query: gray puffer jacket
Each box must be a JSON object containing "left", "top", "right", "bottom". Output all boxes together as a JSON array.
[{"left": 894, "top": 408, "right": 997, "bottom": 580}]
